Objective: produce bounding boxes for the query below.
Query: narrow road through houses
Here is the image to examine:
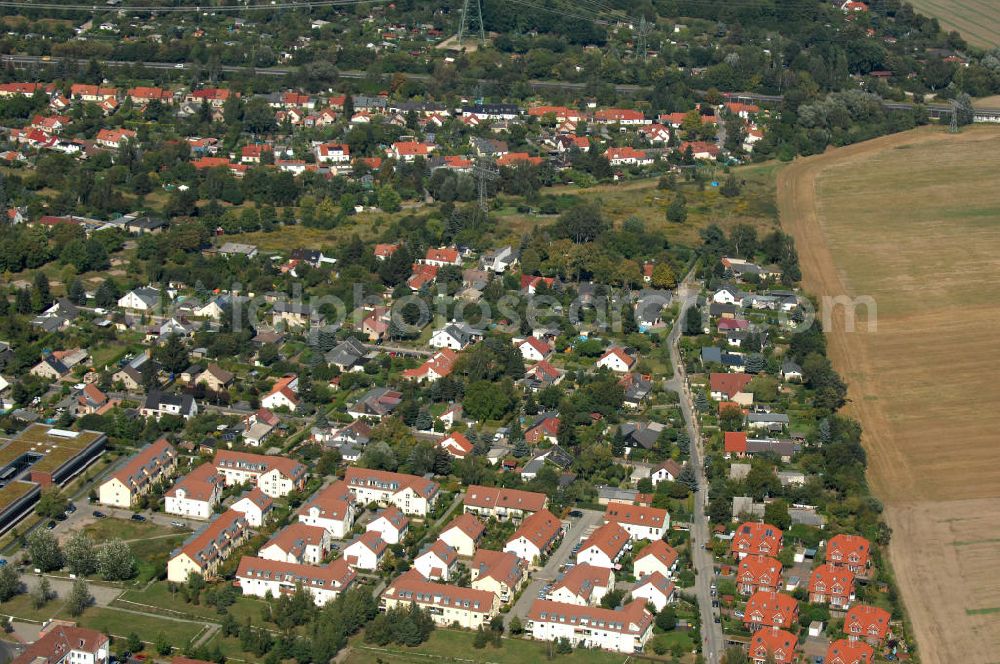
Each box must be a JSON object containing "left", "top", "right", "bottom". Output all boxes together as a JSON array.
[{"left": 666, "top": 271, "right": 725, "bottom": 664}]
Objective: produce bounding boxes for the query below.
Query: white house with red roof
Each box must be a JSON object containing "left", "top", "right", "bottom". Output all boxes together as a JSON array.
[
  {"left": 438, "top": 431, "right": 474, "bottom": 458},
  {"left": 389, "top": 141, "right": 434, "bottom": 161},
  {"left": 414, "top": 539, "right": 459, "bottom": 581},
  {"left": 515, "top": 336, "right": 552, "bottom": 362},
  {"left": 230, "top": 487, "right": 274, "bottom": 527},
  {"left": 236, "top": 556, "right": 355, "bottom": 607},
  {"left": 470, "top": 549, "right": 526, "bottom": 603},
  {"left": 463, "top": 485, "right": 548, "bottom": 521},
  {"left": 213, "top": 449, "right": 307, "bottom": 497},
  {"left": 96, "top": 128, "right": 137, "bottom": 149},
  {"left": 343, "top": 531, "right": 388, "bottom": 570},
  {"left": 576, "top": 522, "right": 631, "bottom": 569},
  {"left": 261, "top": 374, "right": 300, "bottom": 412},
  {"left": 423, "top": 246, "right": 461, "bottom": 266},
  {"left": 633, "top": 540, "right": 679, "bottom": 579},
  {"left": 606, "top": 146, "right": 653, "bottom": 167},
  {"left": 604, "top": 503, "right": 670, "bottom": 541},
  {"left": 402, "top": 348, "right": 457, "bottom": 382},
  {"left": 296, "top": 480, "right": 355, "bottom": 538},
  {"left": 12, "top": 624, "right": 109, "bottom": 664},
  {"left": 382, "top": 570, "right": 499, "bottom": 629},
  {"left": 593, "top": 108, "right": 648, "bottom": 125},
  {"left": 547, "top": 564, "right": 614, "bottom": 606},
  {"left": 527, "top": 599, "right": 653, "bottom": 653},
  {"left": 367, "top": 506, "right": 409, "bottom": 544},
  {"left": 596, "top": 347, "right": 636, "bottom": 373},
  {"left": 344, "top": 467, "right": 440, "bottom": 516},
  {"left": 631, "top": 572, "right": 676, "bottom": 612},
  {"left": 373, "top": 243, "right": 399, "bottom": 260},
  {"left": 260, "top": 522, "right": 331, "bottom": 565},
  {"left": 504, "top": 509, "right": 563, "bottom": 564},
  {"left": 314, "top": 142, "right": 350, "bottom": 164},
  {"left": 439, "top": 513, "right": 485, "bottom": 556},
  {"left": 165, "top": 463, "right": 224, "bottom": 520}
]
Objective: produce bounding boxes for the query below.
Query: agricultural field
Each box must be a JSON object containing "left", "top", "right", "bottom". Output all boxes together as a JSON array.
[
  {"left": 778, "top": 125, "right": 1000, "bottom": 664},
  {"left": 906, "top": 0, "right": 1000, "bottom": 48}
]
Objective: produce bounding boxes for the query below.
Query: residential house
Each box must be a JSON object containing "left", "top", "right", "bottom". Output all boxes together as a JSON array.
[
  {"left": 826, "top": 534, "right": 871, "bottom": 575},
  {"left": 73, "top": 384, "right": 115, "bottom": 417},
  {"left": 504, "top": 509, "right": 562, "bottom": 564},
  {"left": 438, "top": 432, "right": 473, "bottom": 458},
  {"left": 261, "top": 374, "right": 300, "bottom": 412},
  {"left": 631, "top": 572, "right": 676, "bottom": 612},
  {"left": 95, "top": 128, "right": 136, "bottom": 149},
  {"left": 259, "top": 522, "right": 331, "bottom": 565},
  {"left": 342, "top": 531, "right": 388, "bottom": 570},
  {"left": 525, "top": 412, "right": 560, "bottom": 444},
  {"left": 296, "top": 480, "right": 355, "bottom": 538},
  {"left": 526, "top": 599, "right": 653, "bottom": 654},
  {"left": 604, "top": 503, "right": 670, "bottom": 541},
  {"left": 429, "top": 323, "right": 481, "bottom": 350},
  {"left": 749, "top": 628, "right": 797, "bottom": 664},
  {"left": 576, "top": 522, "right": 631, "bottom": 569},
  {"left": 230, "top": 487, "right": 274, "bottom": 527},
  {"left": 236, "top": 556, "right": 355, "bottom": 607},
  {"left": 737, "top": 555, "right": 783, "bottom": 595},
  {"left": 633, "top": 540, "right": 679, "bottom": 579},
  {"left": 548, "top": 564, "right": 614, "bottom": 606},
  {"left": 141, "top": 391, "right": 198, "bottom": 420},
  {"left": 809, "top": 564, "right": 855, "bottom": 609},
  {"left": 439, "top": 513, "right": 485, "bottom": 556},
  {"left": 343, "top": 467, "right": 440, "bottom": 516},
  {"left": 470, "top": 549, "right": 526, "bottom": 604},
  {"left": 99, "top": 438, "right": 177, "bottom": 508},
  {"left": 118, "top": 287, "right": 161, "bottom": 312},
  {"left": 515, "top": 336, "right": 552, "bottom": 362},
  {"left": 523, "top": 361, "right": 564, "bottom": 391},
  {"left": 389, "top": 141, "right": 434, "bottom": 161},
  {"left": 167, "top": 509, "right": 250, "bottom": 582},
  {"left": 650, "top": 459, "right": 683, "bottom": 486},
  {"left": 463, "top": 486, "right": 548, "bottom": 521},
  {"left": 709, "top": 372, "right": 754, "bottom": 403},
  {"left": 731, "top": 522, "right": 783, "bottom": 559},
  {"left": 30, "top": 355, "right": 70, "bottom": 381},
  {"left": 401, "top": 348, "right": 457, "bottom": 382},
  {"left": 165, "top": 463, "right": 224, "bottom": 520},
  {"left": 414, "top": 540, "right": 459, "bottom": 581},
  {"left": 825, "top": 639, "right": 874, "bottom": 664},
  {"left": 11, "top": 625, "right": 109, "bottom": 664},
  {"left": 325, "top": 338, "right": 368, "bottom": 372},
  {"left": 214, "top": 449, "right": 307, "bottom": 497},
  {"left": 347, "top": 387, "right": 403, "bottom": 420},
  {"left": 606, "top": 146, "right": 653, "bottom": 166},
  {"left": 366, "top": 506, "right": 409, "bottom": 544},
  {"left": 844, "top": 604, "right": 891, "bottom": 645},
  {"left": 381, "top": 570, "right": 499, "bottom": 629},
  {"left": 744, "top": 591, "right": 799, "bottom": 630},
  {"left": 619, "top": 421, "right": 666, "bottom": 452},
  {"left": 195, "top": 364, "right": 234, "bottom": 392},
  {"left": 596, "top": 347, "right": 636, "bottom": 373}
]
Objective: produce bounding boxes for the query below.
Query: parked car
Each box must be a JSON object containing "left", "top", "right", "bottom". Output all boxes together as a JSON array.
[
  {"left": 45, "top": 520, "right": 56, "bottom": 530},
  {"left": 569, "top": 510, "right": 583, "bottom": 518},
  {"left": 65, "top": 502, "right": 76, "bottom": 514},
  {"left": 130, "top": 513, "right": 146, "bottom": 522},
  {"left": 92, "top": 510, "right": 107, "bottom": 518},
  {"left": 170, "top": 521, "right": 185, "bottom": 528}
]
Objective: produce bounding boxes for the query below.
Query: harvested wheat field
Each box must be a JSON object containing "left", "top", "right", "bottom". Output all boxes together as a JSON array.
[
  {"left": 906, "top": 0, "right": 1000, "bottom": 49},
  {"left": 778, "top": 125, "right": 1000, "bottom": 664}
]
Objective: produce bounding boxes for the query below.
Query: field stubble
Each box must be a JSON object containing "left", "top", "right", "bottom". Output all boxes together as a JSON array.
[{"left": 778, "top": 125, "right": 1000, "bottom": 664}]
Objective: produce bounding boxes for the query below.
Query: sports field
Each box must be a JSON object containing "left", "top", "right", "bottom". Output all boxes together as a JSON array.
[
  {"left": 907, "top": 0, "right": 1000, "bottom": 48},
  {"left": 778, "top": 125, "right": 1000, "bottom": 664}
]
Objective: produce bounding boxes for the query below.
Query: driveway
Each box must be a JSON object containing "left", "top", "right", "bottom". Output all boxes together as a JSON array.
[{"left": 506, "top": 508, "right": 604, "bottom": 624}]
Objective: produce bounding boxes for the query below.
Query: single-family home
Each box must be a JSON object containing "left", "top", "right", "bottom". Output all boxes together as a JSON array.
[
  {"left": 809, "top": 564, "right": 855, "bottom": 609},
  {"left": 414, "top": 540, "right": 459, "bottom": 581},
  {"left": 342, "top": 531, "right": 388, "bottom": 571},
  {"left": 366, "top": 506, "right": 410, "bottom": 544},
  {"left": 744, "top": 591, "right": 799, "bottom": 630},
  {"left": 748, "top": 627, "right": 797, "bottom": 664},
  {"left": 633, "top": 540, "right": 679, "bottom": 579},
  {"left": 737, "top": 555, "right": 783, "bottom": 595},
  {"left": 230, "top": 487, "right": 274, "bottom": 527},
  {"left": 296, "top": 480, "right": 355, "bottom": 538},
  {"left": 631, "top": 572, "right": 676, "bottom": 612},
  {"left": 731, "top": 522, "right": 783, "bottom": 559},
  {"left": 504, "top": 509, "right": 562, "bottom": 564},
  {"left": 439, "top": 513, "right": 485, "bottom": 556},
  {"left": 576, "top": 522, "right": 631, "bottom": 569},
  {"left": 470, "top": 549, "right": 526, "bottom": 604}
]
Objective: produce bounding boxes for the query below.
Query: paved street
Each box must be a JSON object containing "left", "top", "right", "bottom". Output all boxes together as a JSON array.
[
  {"left": 507, "top": 508, "right": 604, "bottom": 624},
  {"left": 666, "top": 273, "right": 725, "bottom": 663}
]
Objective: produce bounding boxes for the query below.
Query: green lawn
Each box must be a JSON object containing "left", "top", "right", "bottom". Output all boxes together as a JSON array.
[
  {"left": 81, "top": 517, "right": 188, "bottom": 542},
  {"left": 0, "top": 590, "right": 67, "bottom": 623},
  {"left": 77, "top": 606, "right": 207, "bottom": 647},
  {"left": 119, "top": 581, "right": 269, "bottom": 624},
  {"left": 344, "top": 630, "right": 631, "bottom": 664}
]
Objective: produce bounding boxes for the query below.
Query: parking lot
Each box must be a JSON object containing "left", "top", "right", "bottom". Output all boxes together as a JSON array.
[{"left": 507, "top": 508, "right": 604, "bottom": 624}]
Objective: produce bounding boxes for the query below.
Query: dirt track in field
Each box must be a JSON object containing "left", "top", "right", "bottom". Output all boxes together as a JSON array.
[{"left": 777, "top": 126, "right": 1000, "bottom": 664}]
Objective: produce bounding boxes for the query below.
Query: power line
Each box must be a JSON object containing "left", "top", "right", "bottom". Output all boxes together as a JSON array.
[{"left": 0, "top": 0, "right": 390, "bottom": 12}]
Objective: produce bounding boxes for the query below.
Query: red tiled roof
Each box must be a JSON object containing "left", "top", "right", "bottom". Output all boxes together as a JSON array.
[
  {"left": 112, "top": 438, "right": 176, "bottom": 488},
  {"left": 471, "top": 549, "right": 524, "bottom": 587},
  {"left": 527, "top": 598, "right": 652, "bottom": 635},
  {"left": 738, "top": 555, "right": 783, "bottom": 586},
  {"left": 604, "top": 503, "right": 669, "bottom": 530},
  {"left": 166, "top": 462, "right": 223, "bottom": 502},
  {"left": 725, "top": 431, "right": 748, "bottom": 454},
  {"left": 826, "top": 534, "right": 871, "bottom": 569},
  {"left": 263, "top": 522, "right": 327, "bottom": 558},
  {"left": 636, "top": 539, "right": 678, "bottom": 569},
  {"left": 344, "top": 467, "right": 440, "bottom": 500},
  {"left": 809, "top": 564, "right": 855, "bottom": 596},
  {"left": 439, "top": 432, "right": 473, "bottom": 458},
  {"left": 744, "top": 591, "right": 798, "bottom": 629},
  {"left": 750, "top": 627, "right": 797, "bottom": 664},
  {"left": 710, "top": 372, "right": 753, "bottom": 398},
  {"left": 731, "top": 521, "right": 783, "bottom": 556},
  {"left": 508, "top": 509, "right": 561, "bottom": 549},
  {"left": 237, "top": 556, "right": 355, "bottom": 593},
  {"left": 845, "top": 604, "right": 891, "bottom": 641},
  {"left": 383, "top": 569, "right": 495, "bottom": 613},
  {"left": 464, "top": 486, "right": 548, "bottom": 512},
  {"left": 296, "top": 480, "right": 353, "bottom": 521},
  {"left": 442, "top": 513, "right": 485, "bottom": 540},
  {"left": 550, "top": 563, "right": 612, "bottom": 601},
  {"left": 826, "top": 639, "right": 873, "bottom": 664},
  {"left": 13, "top": 626, "right": 108, "bottom": 664},
  {"left": 580, "top": 522, "right": 630, "bottom": 558},
  {"left": 214, "top": 449, "right": 306, "bottom": 482}
]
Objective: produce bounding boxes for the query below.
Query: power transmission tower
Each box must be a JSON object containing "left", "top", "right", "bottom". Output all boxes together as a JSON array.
[
  {"left": 473, "top": 157, "right": 499, "bottom": 215},
  {"left": 457, "top": 0, "right": 485, "bottom": 46},
  {"left": 636, "top": 17, "right": 650, "bottom": 61},
  {"left": 948, "top": 102, "right": 960, "bottom": 134}
]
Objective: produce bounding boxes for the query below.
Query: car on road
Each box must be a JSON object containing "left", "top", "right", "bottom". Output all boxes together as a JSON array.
[
  {"left": 130, "top": 513, "right": 146, "bottom": 522},
  {"left": 170, "top": 521, "right": 185, "bottom": 528},
  {"left": 174, "top": 63, "right": 184, "bottom": 69},
  {"left": 93, "top": 308, "right": 107, "bottom": 315},
  {"left": 65, "top": 503, "right": 76, "bottom": 514},
  {"left": 92, "top": 510, "right": 106, "bottom": 518},
  {"left": 569, "top": 510, "right": 583, "bottom": 518},
  {"left": 714, "top": 615, "right": 721, "bottom": 624}
]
